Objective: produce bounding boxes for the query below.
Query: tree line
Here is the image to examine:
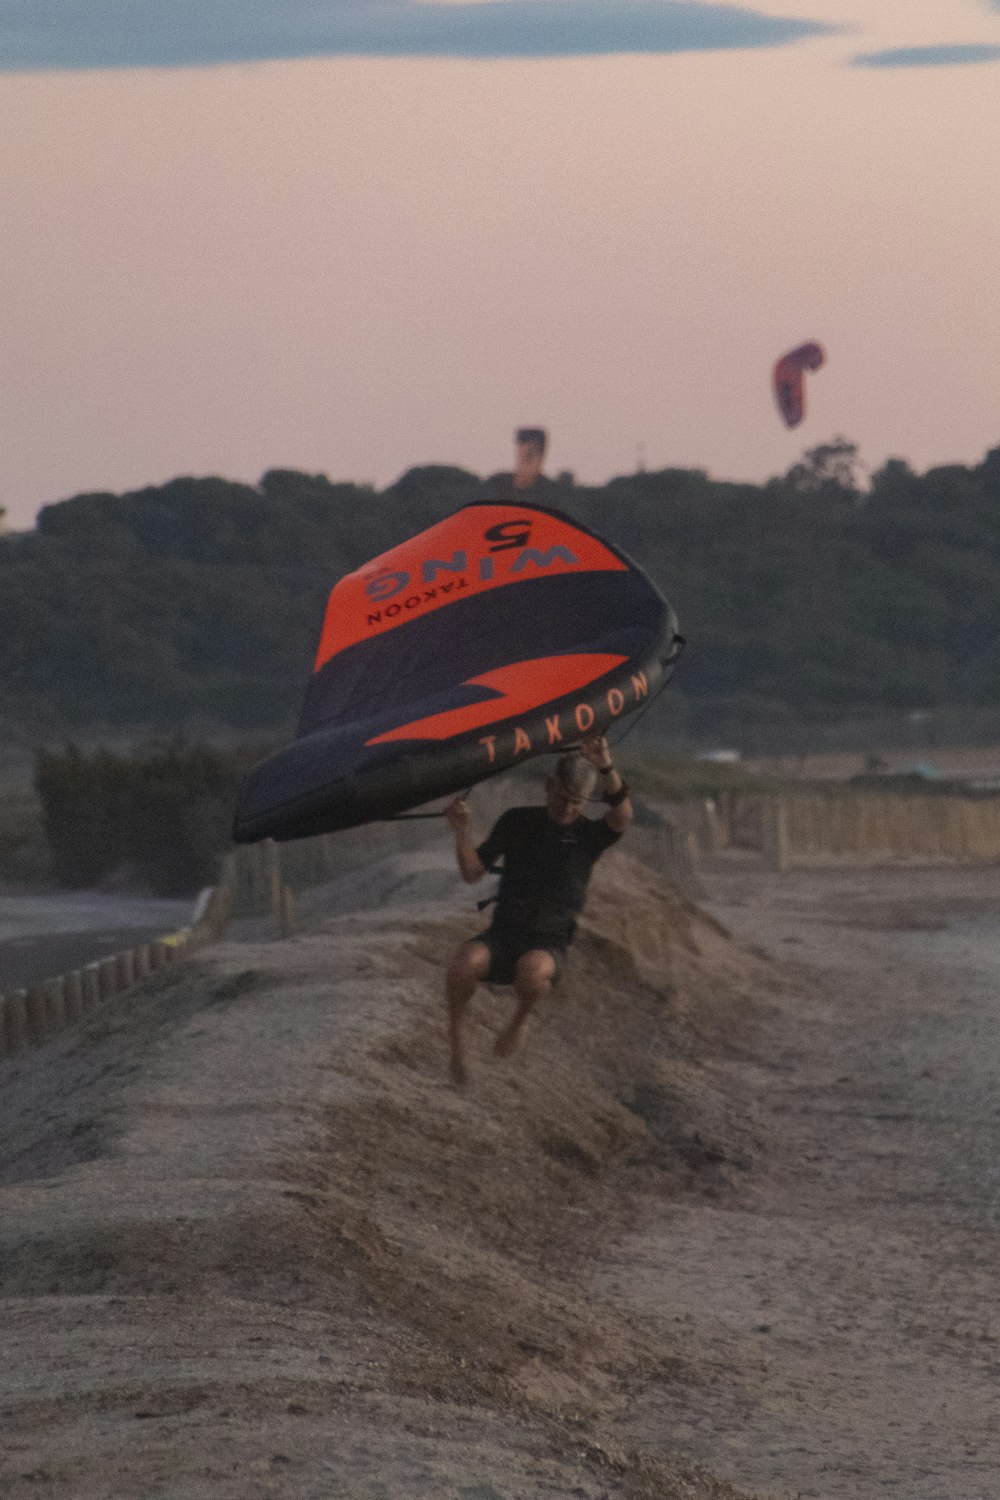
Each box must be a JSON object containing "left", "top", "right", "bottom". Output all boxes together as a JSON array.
[{"left": 3, "top": 440, "right": 1000, "bottom": 740}]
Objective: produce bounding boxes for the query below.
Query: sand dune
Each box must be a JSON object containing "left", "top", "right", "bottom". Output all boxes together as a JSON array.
[{"left": 1, "top": 849, "right": 772, "bottom": 1499}]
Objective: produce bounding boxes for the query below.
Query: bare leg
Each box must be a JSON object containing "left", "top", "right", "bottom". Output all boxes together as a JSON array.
[
  {"left": 446, "top": 941, "right": 491, "bottom": 1086},
  {"left": 495, "top": 949, "right": 556, "bottom": 1059}
]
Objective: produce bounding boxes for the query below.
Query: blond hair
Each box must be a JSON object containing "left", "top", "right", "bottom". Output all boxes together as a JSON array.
[{"left": 550, "top": 752, "right": 597, "bottom": 801}]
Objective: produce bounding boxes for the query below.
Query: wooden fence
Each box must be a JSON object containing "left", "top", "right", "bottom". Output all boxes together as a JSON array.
[
  {"left": 220, "top": 815, "right": 438, "bottom": 918},
  {"left": 720, "top": 791, "right": 1000, "bottom": 870},
  {"left": 0, "top": 888, "right": 231, "bottom": 1064},
  {"left": 14, "top": 782, "right": 1000, "bottom": 1063},
  {"left": 0, "top": 781, "right": 704, "bottom": 1063},
  {"left": 221, "top": 802, "right": 704, "bottom": 926}
]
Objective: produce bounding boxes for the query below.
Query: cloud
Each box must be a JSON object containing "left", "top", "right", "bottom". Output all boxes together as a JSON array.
[
  {"left": 0, "top": 0, "right": 837, "bottom": 73},
  {"left": 852, "top": 43, "right": 1000, "bottom": 68}
]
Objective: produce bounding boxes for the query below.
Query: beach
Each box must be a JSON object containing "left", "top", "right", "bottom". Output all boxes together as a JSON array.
[{"left": 3, "top": 847, "right": 1000, "bottom": 1497}]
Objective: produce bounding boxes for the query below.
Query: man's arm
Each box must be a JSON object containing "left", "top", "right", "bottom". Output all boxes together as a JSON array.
[
  {"left": 580, "top": 735, "right": 633, "bottom": 833},
  {"left": 445, "top": 794, "right": 487, "bottom": 882}
]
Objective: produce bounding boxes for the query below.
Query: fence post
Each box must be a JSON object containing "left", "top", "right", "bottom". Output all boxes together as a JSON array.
[
  {"left": 197, "top": 884, "right": 231, "bottom": 942},
  {"left": 81, "top": 964, "right": 101, "bottom": 1013},
  {"left": 279, "top": 884, "right": 296, "bottom": 939},
  {"left": 45, "top": 975, "right": 68, "bottom": 1037},
  {"left": 258, "top": 843, "right": 270, "bottom": 911},
  {"left": 217, "top": 883, "right": 233, "bottom": 936},
  {"left": 97, "top": 957, "right": 119, "bottom": 1001},
  {"left": 25, "top": 983, "right": 49, "bottom": 1045},
  {"left": 701, "top": 798, "right": 724, "bottom": 852},
  {"left": 264, "top": 839, "right": 282, "bottom": 924},
  {"left": 64, "top": 969, "right": 85, "bottom": 1024},
  {"left": 1, "top": 989, "right": 29, "bottom": 1058},
  {"left": 762, "top": 798, "right": 790, "bottom": 872}
]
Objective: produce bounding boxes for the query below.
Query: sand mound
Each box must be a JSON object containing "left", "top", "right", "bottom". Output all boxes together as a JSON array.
[{"left": 1, "top": 849, "right": 782, "bottom": 1500}]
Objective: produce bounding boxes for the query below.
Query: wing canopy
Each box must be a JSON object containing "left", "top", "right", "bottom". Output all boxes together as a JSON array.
[
  {"left": 773, "top": 341, "right": 826, "bottom": 427},
  {"left": 233, "top": 501, "right": 681, "bottom": 841}
]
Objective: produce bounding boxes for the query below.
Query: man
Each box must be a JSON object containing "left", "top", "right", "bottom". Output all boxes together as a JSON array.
[
  {"left": 512, "top": 426, "right": 547, "bottom": 490},
  {"left": 444, "top": 735, "right": 631, "bottom": 1086}
]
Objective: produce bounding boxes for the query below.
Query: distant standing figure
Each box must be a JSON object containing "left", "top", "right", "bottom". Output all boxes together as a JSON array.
[
  {"left": 512, "top": 426, "right": 547, "bottom": 490},
  {"left": 444, "top": 735, "right": 632, "bottom": 1086}
]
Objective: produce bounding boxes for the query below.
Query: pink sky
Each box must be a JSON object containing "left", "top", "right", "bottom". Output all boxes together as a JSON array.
[{"left": 2, "top": 0, "right": 999, "bottom": 528}]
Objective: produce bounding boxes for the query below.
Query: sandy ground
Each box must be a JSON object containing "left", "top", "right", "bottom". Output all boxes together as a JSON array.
[
  {"left": 0, "top": 848, "right": 768, "bottom": 1500},
  {"left": 4, "top": 845, "right": 1000, "bottom": 1497},
  {"left": 604, "top": 857, "right": 1000, "bottom": 1500}
]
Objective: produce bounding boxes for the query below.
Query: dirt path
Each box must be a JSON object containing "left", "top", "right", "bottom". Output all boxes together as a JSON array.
[{"left": 601, "top": 857, "right": 1000, "bottom": 1500}]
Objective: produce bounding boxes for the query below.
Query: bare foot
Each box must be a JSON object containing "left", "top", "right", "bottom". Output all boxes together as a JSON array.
[{"left": 494, "top": 1021, "right": 528, "bottom": 1058}]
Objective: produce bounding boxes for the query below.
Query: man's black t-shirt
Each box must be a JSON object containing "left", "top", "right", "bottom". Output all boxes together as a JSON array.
[{"left": 476, "top": 806, "right": 621, "bottom": 945}]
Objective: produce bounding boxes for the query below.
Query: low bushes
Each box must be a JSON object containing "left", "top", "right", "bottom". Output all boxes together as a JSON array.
[{"left": 35, "top": 741, "right": 262, "bottom": 895}]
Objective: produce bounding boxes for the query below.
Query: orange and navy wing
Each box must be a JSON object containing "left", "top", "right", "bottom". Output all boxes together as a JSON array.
[
  {"left": 311, "top": 501, "right": 626, "bottom": 667},
  {"left": 366, "top": 655, "right": 628, "bottom": 744},
  {"left": 233, "top": 500, "right": 681, "bottom": 842}
]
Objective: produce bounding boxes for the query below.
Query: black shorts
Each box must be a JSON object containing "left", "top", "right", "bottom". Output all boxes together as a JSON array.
[{"left": 478, "top": 927, "right": 569, "bottom": 986}]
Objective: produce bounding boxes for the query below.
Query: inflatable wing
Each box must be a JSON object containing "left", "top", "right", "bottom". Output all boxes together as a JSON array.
[
  {"left": 233, "top": 501, "right": 682, "bottom": 842},
  {"left": 773, "top": 341, "right": 825, "bottom": 427}
]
